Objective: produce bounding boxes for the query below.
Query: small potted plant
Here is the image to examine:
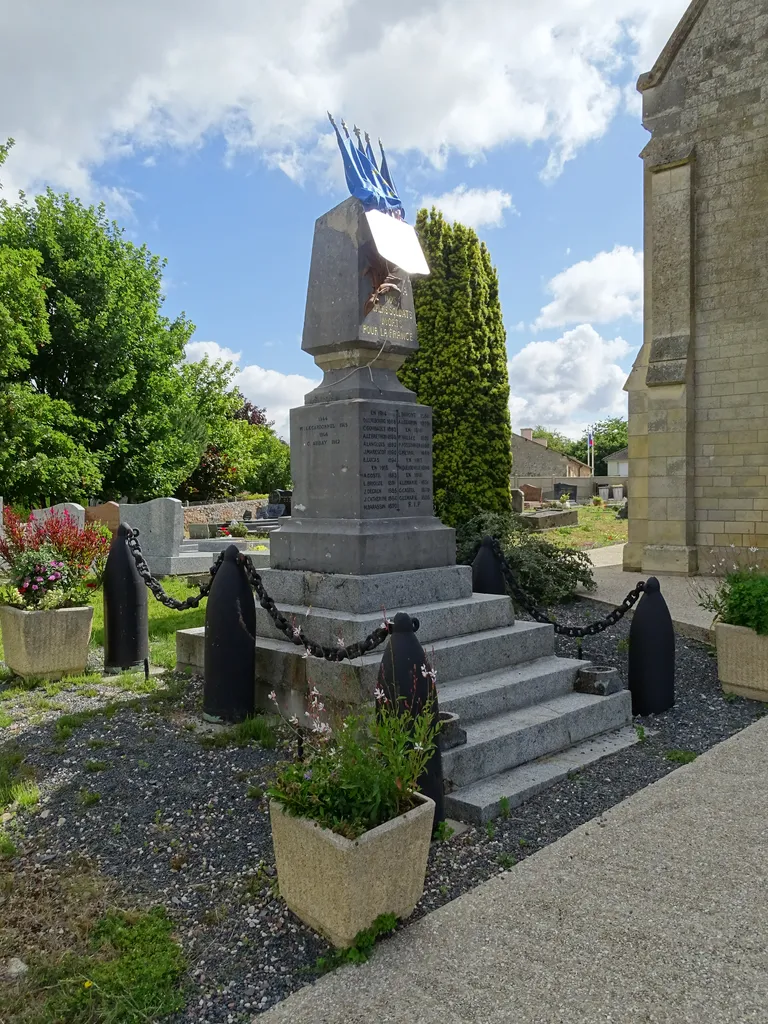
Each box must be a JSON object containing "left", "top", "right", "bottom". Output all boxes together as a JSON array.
[
  {"left": 699, "top": 551, "right": 768, "bottom": 702},
  {"left": 0, "top": 508, "right": 110, "bottom": 679},
  {"left": 267, "top": 685, "right": 440, "bottom": 949}
]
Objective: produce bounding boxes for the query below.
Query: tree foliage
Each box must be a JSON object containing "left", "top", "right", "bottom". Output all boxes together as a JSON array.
[
  {"left": 569, "top": 417, "right": 628, "bottom": 476},
  {"left": 531, "top": 426, "right": 573, "bottom": 455},
  {"left": 399, "top": 208, "right": 512, "bottom": 527}
]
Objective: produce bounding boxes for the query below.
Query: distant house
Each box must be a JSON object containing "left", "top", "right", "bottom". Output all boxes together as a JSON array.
[
  {"left": 511, "top": 429, "right": 592, "bottom": 500},
  {"left": 605, "top": 447, "right": 629, "bottom": 477}
]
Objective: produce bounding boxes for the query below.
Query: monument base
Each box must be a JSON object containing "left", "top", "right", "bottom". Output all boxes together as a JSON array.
[
  {"left": 269, "top": 517, "right": 455, "bottom": 575},
  {"left": 176, "top": 564, "right": 635, "bottom": 823}
]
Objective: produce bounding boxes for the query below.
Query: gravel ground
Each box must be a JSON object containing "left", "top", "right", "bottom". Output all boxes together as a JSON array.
[{"left": 3, "top": 600, "right": 765, "bottom": 1022}]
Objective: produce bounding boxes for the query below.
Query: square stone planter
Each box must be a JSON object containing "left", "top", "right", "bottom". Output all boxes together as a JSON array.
[
  {"left": 0, "top": 605, "right": 94, "bottom": 680},
  {"left": 270, "top": 793, "right": 435, "bottom": 948},
  {"left": 715, "top": 622, "right": 768, "bottom": 702}
]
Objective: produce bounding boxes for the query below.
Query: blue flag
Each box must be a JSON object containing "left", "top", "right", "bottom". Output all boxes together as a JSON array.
[{"left": 329, "top": 114, "right": 405, "bottom": 219}]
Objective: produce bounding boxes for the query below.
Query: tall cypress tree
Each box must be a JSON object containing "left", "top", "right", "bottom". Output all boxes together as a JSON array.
[{"left": 399, "top": 208, "right": 513, "bottom": 527}]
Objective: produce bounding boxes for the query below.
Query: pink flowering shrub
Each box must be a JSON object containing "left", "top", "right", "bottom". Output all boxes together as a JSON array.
[
  {"left": 267, "top": 683, "right": 442, "bottom": 840},
  {"left": 0, "top": 507, "right": 111, "bottom": 610}
]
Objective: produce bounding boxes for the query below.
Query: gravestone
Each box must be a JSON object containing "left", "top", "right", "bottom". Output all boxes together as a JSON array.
[
  {"left": 270, "top": 197, "right": 453, "bottom": 575},
  {"left": 85, "top": 501, "right": 120, "bottom": 536},
  {"left": 119, "top": 497, "right": 221, "bottom": 576},
  {"left": 31, "top": 502, "right": 86, "bottom": 529},
  {"left": 242, "top": 510, "right": 253, "bottom": 522},
  {"left": 266, "top": 503, "right": 285, "bottom": 519},
  {"left": 521, "top": 484, "right": 543, "bottom": 503},
  {"left": 511, "top": 489, "right": 524, "bottom": 514}
]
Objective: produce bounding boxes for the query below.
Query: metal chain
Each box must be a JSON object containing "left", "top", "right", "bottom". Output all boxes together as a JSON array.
[
  {"left": 239, "top": 554, "right": 391, "bottom": 662},
  {"left": 123, "top": 527, "right": 392, "bottom": 662},
  {"left": 488, "top": 537, "right": 645, "bottom": 639},
  {"left": 124, "top": 526, "right": 224, "bottom": 609}
]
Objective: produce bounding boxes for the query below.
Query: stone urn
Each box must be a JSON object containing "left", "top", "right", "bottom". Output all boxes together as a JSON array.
[
  {"left": 0, "top": 605, "right": 94, "bottom": 679},
  {"left": 270, "top": 793, "right": 434, "bottom": 948},
  {"left": 715, "top": 623, "right": 768, "bottom": 703}
]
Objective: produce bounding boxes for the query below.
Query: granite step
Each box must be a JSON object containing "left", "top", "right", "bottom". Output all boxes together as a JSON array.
[
  {"left": 438, "top": 655, "right": 584, "bottom": 724},
  {"left": 441, "top": 689, "right": 633, "bottom": 791},
  {"left": 253, "top": 592, "right": 514, "bottom": 647},
  {"left": 444, "top": 726, "right": 639, "bottom": 824}
]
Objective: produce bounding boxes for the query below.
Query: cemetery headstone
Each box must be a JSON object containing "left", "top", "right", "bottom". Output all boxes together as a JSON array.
[
  {"left": 521, "top": 484, "right": 543, "bottom": 503},
  {"left": 85, "top": 500, "right": 120, "bottom": 536},
  {"left": 31, "top": 502, "right": 86, "bottom": 529},
  {"left": 511, "top": 488, "right": 524, "bottom": 514},
  {"left": 119, "top": 497, "right": 221, "bottom": 576}
]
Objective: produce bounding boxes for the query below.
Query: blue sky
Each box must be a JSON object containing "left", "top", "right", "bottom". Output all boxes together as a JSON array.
[{"left": 1, "top": 0, "right": 691, "bottom": 439}]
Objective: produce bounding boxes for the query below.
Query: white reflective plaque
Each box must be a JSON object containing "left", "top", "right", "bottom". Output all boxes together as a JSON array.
[{"left": 365, "top": 210, "right": 430, "bottom": 276}]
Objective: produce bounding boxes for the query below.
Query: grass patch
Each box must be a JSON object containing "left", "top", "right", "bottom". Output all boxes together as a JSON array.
[
  {"left": 199, "top": 714, "right": 278, "bottom": 750},
  {"left": 0, "top": 709, "right": 11, "bottom": 729},
  {"left": 0, "top": 745, "right": 33, "bottom": 810},
  {"left": 0, "top": 831, "right": 16, "bottom": 857},
  {"left": 0, "top": 861, "right": 185, "bottom": 1024},
  {"left": 432, "top": 820, "right": 455, "bottom": 842},
  {"left": 79, "top": 789, "right": 101, "bottom": 807},
  {"left": 54, "top": 710, "right": 98, "bottom": 743},
  {"left": 665, "top": 749, "right": 698, "bottom": 764},
  {"left": 11, "top": 780, "right": 39, "bottom": 810},
  {"left": 547, "top": 504, "right": 627, "bottom": 551},
  {"left": 84, "top": 760, "right": 109, "bottom": 774}
]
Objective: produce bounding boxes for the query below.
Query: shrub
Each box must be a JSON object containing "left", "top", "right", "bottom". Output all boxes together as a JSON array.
[
  {"left": 592, "top": 496, "right": 603, "bottom": 506},
  {"left": 0, "top": 508, "right": 110, "bottom": 609},
  {"left": 456, "top": 511, "right": 595, "bottom": 607},
  {"left": 267, "top": 687, "right": 441, "bottom": 840},
  {"left": 227, "top": 520, "right": 249, "bottom": 538},
  {"left": 700, "top": 569, "right": 768, "bottom": 635}
]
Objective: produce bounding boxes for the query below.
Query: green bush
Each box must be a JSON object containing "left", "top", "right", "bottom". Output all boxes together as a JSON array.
[
  {"left": 704, "top": 570, "right": 768, "bottom": 635},
  {"left": 227, "top": 521, "right": 249, "bottom": 538},
  {"left": 456, "top": 511, "right": 595, "bottom": 607}
]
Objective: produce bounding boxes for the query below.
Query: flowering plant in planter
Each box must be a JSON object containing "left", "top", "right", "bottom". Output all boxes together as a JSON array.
[
  {"left": 0, "top": 507, "right": 111, "bottom": 610},
  {"left": 267, "top": 684, "right": 441, "bottom": 840},
  {"left": 697, "top": 546, "right": 768, "bottom": 633}
]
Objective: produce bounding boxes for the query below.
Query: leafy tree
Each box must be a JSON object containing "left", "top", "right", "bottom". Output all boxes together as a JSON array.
[
  {"left": 399, "top": 209, "right": 512, "bottom": 526},
  {"left": 569, "top": 417, "right": 628, "bottom": 476},
  {"left": 233, "top": 391, "right": 269, "bottom": 427},
  {"left": 531, "top": 426, "right": 575, "bottom": 456},
  {"left": 0, "top": 187, "right": 195, "bottom": 498},
  {"left": 239, "top": 428, "right": 291, "bottom": 494},
  {"left": 175, "top": 444, "right": 238, "bottom": 502},
  {"left": 0, "top": 385, "right": 102, "bottom": 504}
]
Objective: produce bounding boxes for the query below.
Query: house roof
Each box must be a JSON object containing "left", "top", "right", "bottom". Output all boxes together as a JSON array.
[
  {"left": 605, "top": 447, "right": 629, "bottom": 461},
  {"left": 637, "top": 0, "right": 709, "bottom": 92}
]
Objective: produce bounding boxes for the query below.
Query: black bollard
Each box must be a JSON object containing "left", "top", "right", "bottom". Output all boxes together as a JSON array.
[
  {"left": 628, "top": 576, "right": 675, "bottom": 715},
  {"left": 471, "top": 536, "right": 507, "bottom": 595},
  {"left": 377, "top": 612, "right": 445, "bottom": 833},
  {"left": 103, "top": 524, "right": 149, "bottom": 672},
  {"left": 203, "top": 545, "right": 256, "bottom": 723}
]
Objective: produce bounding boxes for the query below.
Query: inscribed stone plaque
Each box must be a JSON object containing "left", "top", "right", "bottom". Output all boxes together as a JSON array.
[{"left": 291, "top": 399, "right": 434, "bottom": 520}]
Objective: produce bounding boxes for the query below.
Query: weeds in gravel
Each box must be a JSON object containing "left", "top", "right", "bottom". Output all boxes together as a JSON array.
[
  {"left": 0, "top": 710, "right": 11, "bottom": 728},
  {"left": 312, "top": 913, "right": 398, "bottom": 975},
  {"left": 199, "top": 714, "right": 278, "bottom": 750},
  {"left": 498, "top": 796, "right": 511, "bottom": 820},
  {"left": 432, "top": 820, "right": 455, "bottom": 842},
  {"left": 246, "top": 785, "right": 264, "bottom": 800},
  {"left": 79, "top": 789, "right": 101, "bottom": 807},
  {"left": 616, "top": 637, "right": 630, "bottom": 654},
  {"left": 87, "top": 739, "right": 109, "bottom": 749},
  {"left": 0, "top": 831, "right": 16, "bottom": 857},
  {"left": 11, "top": 780, "right": 39, "bottom": 809},
  {"left": 665, "top": 749, "right": 698, "bottom": 764},
  {"left": 84, "top": 760, "right": 109, "bottom": 773},
  {"left": 635, "top": 724, "right": 647, "bottom": 743},
  {"left": 497, "top": 853, "right": 517, "bottom": 870},
  {"left": 54, "top": 710, "right": 98, "bottom": 742},
  {"left": 485, "top": 821, "right": 496, "bottom": 839}
]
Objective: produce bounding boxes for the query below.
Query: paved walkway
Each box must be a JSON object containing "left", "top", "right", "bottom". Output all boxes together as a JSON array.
[
  {"left": 261, "top": 717, "right": 768, "bottom": 1024},
  {"left": 583, "top": 544, "right": 717, "bottom": 640}
]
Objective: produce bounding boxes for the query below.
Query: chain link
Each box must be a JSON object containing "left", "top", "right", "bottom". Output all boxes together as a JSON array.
[
  {"left": 238, "top": 554, "right": 391, "bottom": 662},
  {"left": 488, "top": 537, "right": 645, "bottom": 639},
  {"left": 124, "top": 526, "right": 224, "bottom": 610},
  {"left": 123, "top": 527, "right": 392, "bottom": 662}
]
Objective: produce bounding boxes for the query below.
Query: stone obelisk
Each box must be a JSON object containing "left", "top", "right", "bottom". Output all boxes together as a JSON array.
[{"left": 270, "top": 196, "right": 454, "bottom": 575}]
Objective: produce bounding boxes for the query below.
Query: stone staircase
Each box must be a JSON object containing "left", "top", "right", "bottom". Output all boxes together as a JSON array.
[{"left": 177, "top": 563, "right": 635, "bottom": 822}]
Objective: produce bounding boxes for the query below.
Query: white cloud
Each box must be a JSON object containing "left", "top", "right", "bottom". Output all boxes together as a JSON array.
[
  {"left": 0, "top": 0, "right": 690, "bottom": 200},
  {"left": 533, "top": 245, "right": 643, "bottom": 330},
  {"left": 508, "top": 324, "right": 634, "bottom": 437},
  {"left": 421, "top": 184, "right": 514, "bottom": 229},
  {"left": 184, "top": 340, "right": 318, "bottom": 440}
]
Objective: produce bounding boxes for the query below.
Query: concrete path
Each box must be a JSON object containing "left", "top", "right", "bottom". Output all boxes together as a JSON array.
[
  {"left": 260, "top": 717, "right": 768, "bottom": 1024},
  {"left": 584, "top": 544, "right": 717, "bottom": 640}
]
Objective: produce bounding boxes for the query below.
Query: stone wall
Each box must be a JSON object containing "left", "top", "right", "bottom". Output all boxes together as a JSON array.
[
  {"left": 509, "top": 475, "right": 594, "bottom": 502},
  {"left": 625, "top": 0, "right": 768, "bottom": 574},
  {"left": 183, "top": 500, "right": 268, "bottom": 527},
  {"left": 511, "top": 434, "right": 591, "bottom": 479}
]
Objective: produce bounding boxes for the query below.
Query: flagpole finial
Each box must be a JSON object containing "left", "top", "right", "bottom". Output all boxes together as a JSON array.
[
  {"left": 340, "top": 118, "right": 349, "bottom": 137},
  {"left": 327, "top": 111, "right": 336, "bottom": 127}
]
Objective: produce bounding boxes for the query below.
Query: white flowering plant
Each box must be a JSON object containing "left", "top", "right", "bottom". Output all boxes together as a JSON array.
[
  {"left": 697, "top": 545, "right": 768, "bottom": 634},
  {"left": 266, "top": 682, "right": 441, "bottom": 840}
]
